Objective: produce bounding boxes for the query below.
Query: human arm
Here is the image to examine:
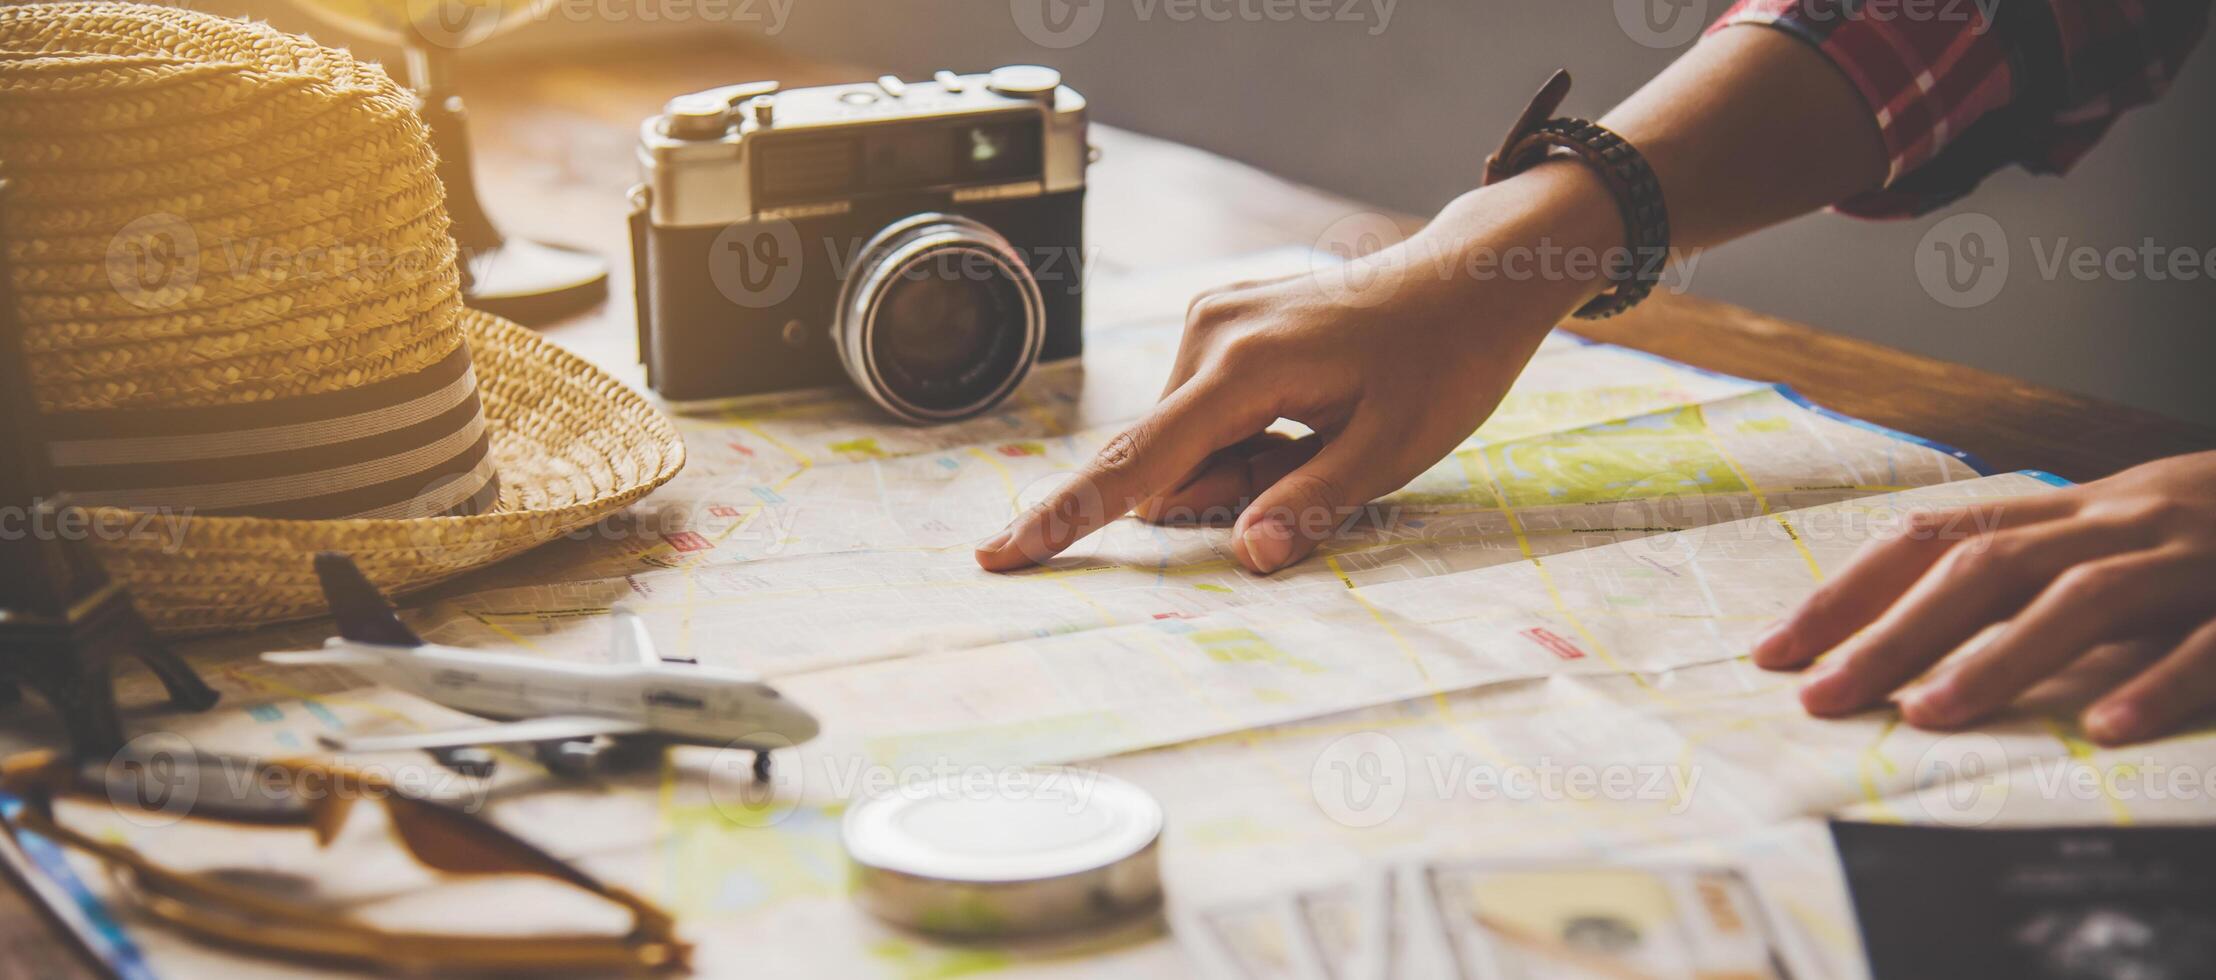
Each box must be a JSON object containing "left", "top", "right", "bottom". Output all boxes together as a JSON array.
[
  {"left": 975, "top": 0, "right": 2215, "bottom": 743},
  {"left": 972, "top": 23, "right": 1887, "bottom": 573}
]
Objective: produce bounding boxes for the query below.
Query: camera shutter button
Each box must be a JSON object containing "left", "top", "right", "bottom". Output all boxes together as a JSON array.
[
  {"left": 663, "top": 95, "right": 730, "bottom": 139},
  {"left": 987, "top": 65, "right": 1060, "bottom": 98}
]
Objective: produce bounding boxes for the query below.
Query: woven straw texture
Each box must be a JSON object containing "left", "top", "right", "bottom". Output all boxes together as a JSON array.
[
  {"left": 89, "top": 309, "right": 684, "bottom": 633},
  {"left": 3, "top": 3, "right": 685, "bottom": 633},
  {"left": 3, "top": 1, "right": 463, "bottom": 412}
]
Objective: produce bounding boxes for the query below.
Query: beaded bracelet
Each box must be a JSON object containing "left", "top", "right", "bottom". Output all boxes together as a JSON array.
[{"left": 1483, "top": 70, "right": 1671, "bottom": 320}]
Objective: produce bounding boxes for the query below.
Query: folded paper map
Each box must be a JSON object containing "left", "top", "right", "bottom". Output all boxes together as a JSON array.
[{"left": 26, "top": 249, "right": 2214, "bottom": 980}]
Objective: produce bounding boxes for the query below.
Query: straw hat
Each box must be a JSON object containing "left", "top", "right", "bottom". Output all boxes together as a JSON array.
[{"left": 2, "top": 2, "right": 684, "bottom": 633}]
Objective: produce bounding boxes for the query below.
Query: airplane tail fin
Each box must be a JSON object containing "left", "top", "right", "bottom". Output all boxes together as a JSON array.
[
  {"left": 313, "top": 552, "right": 423, "bottom": 647},
  {"left": 610, "top": 604, "right": 669, "bottom": 666}
]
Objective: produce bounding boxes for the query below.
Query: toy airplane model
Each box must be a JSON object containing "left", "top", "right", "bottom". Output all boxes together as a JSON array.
[{"left": 263, "top": 553, "right": 820, "bottom": 781}]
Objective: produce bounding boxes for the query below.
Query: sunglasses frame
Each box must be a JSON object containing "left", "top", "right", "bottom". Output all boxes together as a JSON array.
[{"left": 0, "top": 749, "right": 691, "bottom": 973}]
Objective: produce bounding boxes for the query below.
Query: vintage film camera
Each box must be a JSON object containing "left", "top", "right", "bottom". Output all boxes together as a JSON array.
[{"left": 631, "top": 66, "right": 1089, "bottom": 423}]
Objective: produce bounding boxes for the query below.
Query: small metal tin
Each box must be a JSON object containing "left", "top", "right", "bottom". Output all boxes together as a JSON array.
[{"left": 842, "top": 766, "right": 1164, "bottom": 937}]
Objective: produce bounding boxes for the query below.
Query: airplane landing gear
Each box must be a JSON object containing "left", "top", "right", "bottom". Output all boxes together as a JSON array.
[
  {"left": 431, "top": 745, "right": 498, "bottom": 779},
  {"left": 543, "top": 738, "right": 608, "bottom": 777},
  {"left": 753, "top": 750, "right": 772, "bottom": 784}
]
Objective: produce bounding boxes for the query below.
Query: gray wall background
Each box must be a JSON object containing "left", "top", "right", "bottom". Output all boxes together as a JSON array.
[{"left": 742, "top": 0, "right": 2216, "bottom": 426}]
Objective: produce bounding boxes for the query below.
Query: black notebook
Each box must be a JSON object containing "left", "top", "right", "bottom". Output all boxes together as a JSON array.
[{"left": 1832, "top": 821, "right": 2216, "bottom": 980}]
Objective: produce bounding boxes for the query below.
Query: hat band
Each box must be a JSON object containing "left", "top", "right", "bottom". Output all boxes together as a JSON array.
[{"left": 44, "top": 343, "right": 500, "bottom": 520}]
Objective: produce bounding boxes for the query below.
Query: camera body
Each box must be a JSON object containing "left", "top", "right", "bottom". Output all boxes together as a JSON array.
[{"left": 631, "top": 68, "right": 1088, "bottom": 421}]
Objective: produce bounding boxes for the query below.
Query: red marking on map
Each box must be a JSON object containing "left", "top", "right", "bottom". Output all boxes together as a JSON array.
[
  {"left": 1152, "top": 611, "right": 1194, "bottom": 620},
  {"left": 996, "top": 443, "right": 1041, "bottom": 457},
  {"left": 663, "top": 531, "right": 712, "bottom": 553},
  {"left": 727, "top": 442, "right": 755, "bottom": 456},
  {"left": 1521, "top": 626, "right": 1586, "bottom": 660},
  {"left": 707, "top": 505, "right": 741, "bottom": 518}
]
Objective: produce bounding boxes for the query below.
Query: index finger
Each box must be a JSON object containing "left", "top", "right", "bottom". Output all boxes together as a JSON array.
[
  {"left": 1160, "top": 276, "right": 1298, "bottom": 399},
  {"left": 976, "top": 380, "right": 1273, "bottom": 572},
  {"left": 1753, "top": 493, "right": 2079, "bottom": 669}
]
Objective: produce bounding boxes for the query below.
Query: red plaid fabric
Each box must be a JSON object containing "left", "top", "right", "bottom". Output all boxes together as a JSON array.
[{"left": 1709, "top": 0, "right": 2210, "bottom": 217}]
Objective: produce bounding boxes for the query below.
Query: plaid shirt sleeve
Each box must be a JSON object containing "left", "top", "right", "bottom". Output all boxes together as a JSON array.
[{"left": 1707, "top": 0, "right": 2210, "bottom": 217}]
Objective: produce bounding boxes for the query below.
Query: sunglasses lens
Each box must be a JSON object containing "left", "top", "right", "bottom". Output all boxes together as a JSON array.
[
  {"left": 7, "top": 745, "right": 691, "bottom": 973},
  {"left": 83, "top": 744, "right": 310, "bottom": 822}
]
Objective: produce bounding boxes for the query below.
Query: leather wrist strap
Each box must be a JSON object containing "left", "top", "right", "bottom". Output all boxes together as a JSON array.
[{"left": 1483, "top": 70, "right": 1670, "bottom": 320}]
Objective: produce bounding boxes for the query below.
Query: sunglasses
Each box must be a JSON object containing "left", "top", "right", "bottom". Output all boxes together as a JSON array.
[{"left": 0, "top": 746, "right": 691, "bottom": 973}]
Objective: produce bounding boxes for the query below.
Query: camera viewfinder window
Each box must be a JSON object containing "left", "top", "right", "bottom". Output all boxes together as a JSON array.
[
  {"left": 863, "top": 126, "right": 957, "bottom": 191},
  {"left": 959, "top": 119, "right": 1041, "bottom": 183},
  {"left": 856, "top": 119, "right": 1045, "bottom": 194}
]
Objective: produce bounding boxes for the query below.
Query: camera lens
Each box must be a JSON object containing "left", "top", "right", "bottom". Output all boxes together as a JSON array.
[
  {"left": 835, "top": 214, "right": 1045, "bottom": 423},
  {"left": 876, "top": 267, "right": 1005, "bottom": 382}
]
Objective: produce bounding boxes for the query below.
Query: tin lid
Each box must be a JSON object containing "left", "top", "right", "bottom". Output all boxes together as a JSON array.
[{"left": 842, "top": 766, "right": 1164, "bottom": 935}]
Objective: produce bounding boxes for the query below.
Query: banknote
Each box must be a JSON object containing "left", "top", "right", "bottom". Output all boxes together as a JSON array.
[
  {"left": 1421, "top": 862, "right": 1789, "bottom": 980},
  {"left": 1187, "top": 894, "right": 1318, "bottom": 979},
  {"left": 1297, "top": 871, "right": 1396, "bottom": 980}
]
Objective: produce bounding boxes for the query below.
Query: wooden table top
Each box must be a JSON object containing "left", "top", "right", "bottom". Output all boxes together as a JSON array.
[
  {"left": 466, "top": 34, "right": 2212, "bottom": 483},
  {"left": 10, "top": 28, "right": 2213, "bottom": 978}
]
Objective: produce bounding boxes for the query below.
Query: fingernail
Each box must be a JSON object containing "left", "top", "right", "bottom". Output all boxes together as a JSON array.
[
  {"left": 1801, "top": 656, "right": 1837, "bottom": 684},
  {"left": 2086, "top": 702, "right": 2140, "bottom": 744},
  {"left": 976, "top": 525, "right": 1015, "bottom": 555},
  {"left": 1798, "top": 666, "right": 1846, "bottom": 712},
  {"left": 1752, "top": 621, "right": 1793, "bottom": 662},
  {"left": 1901, "top": 679, "right": 1959, "bottom": 727},
  {"left": 1240, "top": 514, "right": 1296, "bottom": 574}
]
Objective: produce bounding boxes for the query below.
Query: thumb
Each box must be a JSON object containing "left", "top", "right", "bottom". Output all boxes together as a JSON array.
[{"left": 1231, "top": 420, "right": 1393, "bottom": 575}]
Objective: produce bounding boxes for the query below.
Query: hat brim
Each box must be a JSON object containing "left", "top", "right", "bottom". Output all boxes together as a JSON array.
[{"left": 86, "top": 309, "right": 686, "bottom": 635}]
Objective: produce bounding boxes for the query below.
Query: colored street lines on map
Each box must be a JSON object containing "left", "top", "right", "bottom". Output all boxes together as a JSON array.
[
  {"left": 411, "top": 372, "right": 1977, "bottom": 678},
  {"left": 126, "top": 250, "right": 2157, "bottom": 980},
  {"left": 766, "top": 471, "right": 2055, "bottom": 771}
]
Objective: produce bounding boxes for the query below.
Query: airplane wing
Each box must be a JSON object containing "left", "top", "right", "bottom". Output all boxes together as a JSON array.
[
  {"left": 319, "top": 715, "right": 650, "bottom": 753},
  {"left": 263, "top": 649, "right": 380, "bottom": 668}
]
